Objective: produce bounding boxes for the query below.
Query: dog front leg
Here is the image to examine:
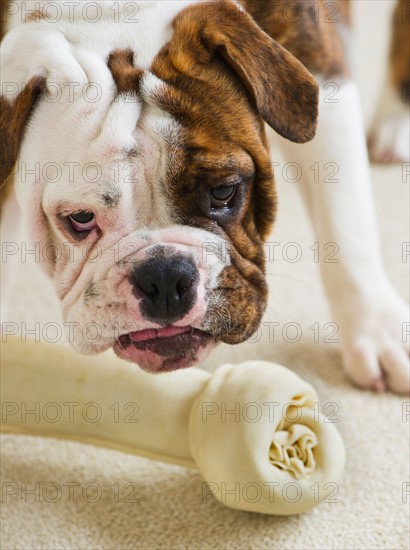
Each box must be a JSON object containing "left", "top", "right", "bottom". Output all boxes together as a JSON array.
[{"left": 276, "top": 79, "right": 409, "bottom": 394}]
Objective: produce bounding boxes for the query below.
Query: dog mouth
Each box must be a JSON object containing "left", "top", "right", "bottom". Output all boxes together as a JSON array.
[{"left": 113, "top": 326, "right": 215, "bottom": 372}]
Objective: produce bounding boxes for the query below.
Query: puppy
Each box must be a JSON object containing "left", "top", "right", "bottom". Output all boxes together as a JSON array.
[{"left": 0, "top": 0, "right": 409, "bottom": 393}]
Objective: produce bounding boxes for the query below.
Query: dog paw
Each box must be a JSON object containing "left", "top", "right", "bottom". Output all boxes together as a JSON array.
[
  {"left": 338, "top": 286, "right": 410, "bottom": 394},
  {"left": 368, "top": 113, "right": 410, "bottom": 164}
]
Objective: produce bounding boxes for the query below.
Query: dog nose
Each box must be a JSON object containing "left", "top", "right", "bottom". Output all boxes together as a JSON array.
[{"left": 131, "top": 254, "right": 198, "bottom": 325}]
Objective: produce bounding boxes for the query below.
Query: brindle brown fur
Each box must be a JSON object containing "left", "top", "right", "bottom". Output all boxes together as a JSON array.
[
  {"left": 0, "top": 0, "right": 8, "bottom": 40},
  {"left": 107, "top": 49, "right": 143, "bottom": 94},
  {"left": 240, "top": 0, "right": 350, "bottom": 77},
  {"left": 144, "top": 0, "right": 353, "bottom": 343},
  {"left": 0, "top": 0, "right": 45, "bottom": 208},
  {"left": 0, "top": 77, "right": 45, "bottom": 202},
  {"left": 147, "top": 1, "right": 320, "bottom": 342},
  {"left": 390, "top": 0, "right": 410, "bottom": 100}
]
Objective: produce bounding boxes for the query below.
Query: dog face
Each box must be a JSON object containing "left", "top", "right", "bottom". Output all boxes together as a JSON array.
[{"left": 1, "top": 0, "right": 318, "bottom": 372}]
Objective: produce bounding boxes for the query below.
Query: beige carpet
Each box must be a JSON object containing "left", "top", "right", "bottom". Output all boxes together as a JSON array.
[{"left": 1, "top": 2, "right": 409, "bottom": 549}]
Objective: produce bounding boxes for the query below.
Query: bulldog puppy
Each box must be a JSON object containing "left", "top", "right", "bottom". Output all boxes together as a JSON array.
[{"left": 0, "top": 0, "right": 409, "bottom": 394}]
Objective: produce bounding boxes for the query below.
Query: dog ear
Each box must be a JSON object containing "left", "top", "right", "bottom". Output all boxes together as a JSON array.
[
  {"left": 0, "top": 76, "right": 45, "bottom": 187},
  {"left": 191, "top": 1, "right": 319, "bottom": 143}
]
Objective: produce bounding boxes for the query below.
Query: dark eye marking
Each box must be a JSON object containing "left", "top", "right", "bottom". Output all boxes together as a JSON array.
[
  {"left": 84, "top": 282, "right": 99, "bottom": 304},
  {"left": 101, "top": 184, "right": 122, "bottom": 207}
]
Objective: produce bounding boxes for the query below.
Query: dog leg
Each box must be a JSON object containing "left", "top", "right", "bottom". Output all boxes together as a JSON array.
[
  {"left": 368, "top": 0, "right": 409, "bottom": 163},
  {"left": 368, "top": 81, "right": 410, "bottom": 164},
  {"left": 276, "top": 79, "right": 409, "bottom": 394}
]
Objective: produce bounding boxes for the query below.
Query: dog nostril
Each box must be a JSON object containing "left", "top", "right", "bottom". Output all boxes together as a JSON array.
[
  {"left": 176, "top": 276, "right": 193, "bottom": 298},
  {"left": 136, "top": 280, "right": 158, "bottom": 299}
]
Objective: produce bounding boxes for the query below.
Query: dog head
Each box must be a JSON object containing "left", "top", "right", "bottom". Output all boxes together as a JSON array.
[{"left": 0, "top": 0, "right": 318, "bottom": 372}]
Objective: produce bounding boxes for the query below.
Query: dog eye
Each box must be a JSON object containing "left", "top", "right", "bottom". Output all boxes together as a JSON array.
[
  {"left": 210, "top": 185, "right": 237, "bottom": 208},
  {"left": 68, "top": 211, "right": 96, "bottom": 232}
]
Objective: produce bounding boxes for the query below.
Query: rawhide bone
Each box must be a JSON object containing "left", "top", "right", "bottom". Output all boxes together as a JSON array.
[{"left": 1, "top": 336, "right": 345, "bottom": 515}]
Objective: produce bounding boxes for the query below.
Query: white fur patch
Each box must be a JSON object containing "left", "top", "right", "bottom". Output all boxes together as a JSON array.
[{"left": 5, "top": 1, "right": 196, "bottom": 68}]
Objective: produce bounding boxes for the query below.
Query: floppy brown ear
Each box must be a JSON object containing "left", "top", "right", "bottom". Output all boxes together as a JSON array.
[
  {"left": 191, "top": 1, "right": 319, "bottom": 143},
  {"left": 0, "top": 76, "right": 45, "bottom": 187}
]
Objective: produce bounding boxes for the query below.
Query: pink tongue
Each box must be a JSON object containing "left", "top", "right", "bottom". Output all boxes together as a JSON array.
[{"left": 129, "top": 326, "right": 191, "bottom": 343}]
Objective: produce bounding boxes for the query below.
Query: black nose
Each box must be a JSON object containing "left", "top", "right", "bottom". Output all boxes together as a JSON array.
[{"left": 130, "top": 254, "right": 198, "bottom": 325}]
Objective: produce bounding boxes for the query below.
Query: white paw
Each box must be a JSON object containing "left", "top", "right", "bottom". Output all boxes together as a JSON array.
[
  {"left": 368, "top": 113, "right": 410, "bottom": 164},
  {"left": 337, "top": 286, "right": 410, "bottom": 394}
]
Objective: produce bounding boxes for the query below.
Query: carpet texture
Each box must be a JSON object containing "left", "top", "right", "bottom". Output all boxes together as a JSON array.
[{"left": 1, "top": 2, "right": 409, "bottom": 548}]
